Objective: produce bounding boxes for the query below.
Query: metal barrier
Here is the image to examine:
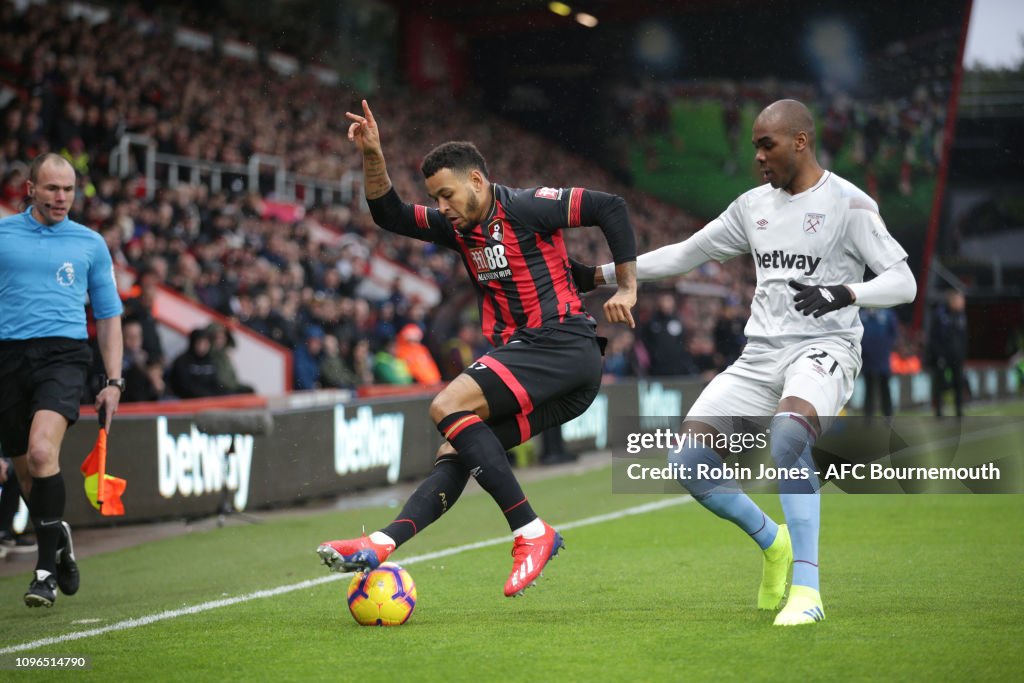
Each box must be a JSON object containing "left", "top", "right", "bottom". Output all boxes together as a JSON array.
[{"left": 109, "top": 134, "right": 361, "bottom": 207}]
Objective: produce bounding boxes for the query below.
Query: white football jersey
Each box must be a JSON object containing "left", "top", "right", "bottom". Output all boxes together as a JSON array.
[{"left": 691, "top": 171, "right": 908, "bottom": 348}]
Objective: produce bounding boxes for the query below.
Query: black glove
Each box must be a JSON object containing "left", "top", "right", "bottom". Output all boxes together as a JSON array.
[
  {"left": 569, "top": 258, "right": 597, "bottom": 293},
  {"left": 789, "top": 281, "right": 854, "bottom": 318}
]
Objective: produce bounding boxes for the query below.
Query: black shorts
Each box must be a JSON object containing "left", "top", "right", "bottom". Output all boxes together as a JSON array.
[
  {"left": 0, "top": 337, "right": 92, "bottom": 458},
  {"left": 465, "top": 327, "right": 603, "bottom": 449}
]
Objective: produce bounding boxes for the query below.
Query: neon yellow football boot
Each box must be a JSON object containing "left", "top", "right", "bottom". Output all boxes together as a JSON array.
[
  {"left": 773, "top": 585, "right": 825, "bottom": 626},
  {"left": 758, "top": 524, "right": 792, "bottom": 610}
]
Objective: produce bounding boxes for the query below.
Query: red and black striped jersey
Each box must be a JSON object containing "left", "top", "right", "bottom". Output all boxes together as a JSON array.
[{"left": 371, "top": 184, "right": 603, "bottom": 347}]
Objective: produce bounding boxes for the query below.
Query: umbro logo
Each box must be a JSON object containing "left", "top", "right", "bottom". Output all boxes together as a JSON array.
[{"left": 756, "top": 219, "right": 768, "bottom": 230}]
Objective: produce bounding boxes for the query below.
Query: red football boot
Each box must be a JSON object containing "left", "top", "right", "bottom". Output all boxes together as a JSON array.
[
  {"left": 317, "top": 535, "right": 395, "bottom": 573},
  {"left": 504, "top": 521, "right": 564, "bottom": 597}
]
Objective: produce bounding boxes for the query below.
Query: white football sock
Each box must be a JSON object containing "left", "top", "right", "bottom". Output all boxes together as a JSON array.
[
  {"left": 369, "top": 532, "right": 396, "bottom": 547},
  {"left": 512, "top": 518, "right": 545, "bottom": 539}
]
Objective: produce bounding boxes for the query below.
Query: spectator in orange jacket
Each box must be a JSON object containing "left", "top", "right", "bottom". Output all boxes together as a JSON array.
[
  {"left": 890, "top": 340, "right": 922, "bottom": 375},
  {"left": 394, "top": 324, "right": 441, "bottom": 385}
]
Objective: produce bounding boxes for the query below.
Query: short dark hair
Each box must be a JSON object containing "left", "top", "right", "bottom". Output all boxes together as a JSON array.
[{"left": 421, "top": 141, "right": 488, "bottom": 179}]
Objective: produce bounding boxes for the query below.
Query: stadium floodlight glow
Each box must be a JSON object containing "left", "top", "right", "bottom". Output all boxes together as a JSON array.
[
  {"left": 548, "top": 2, "right": 572, "bottom": 16},
  {"left": 575, "top": 12, "right": 598, "bottom": 28},
  {"left": 634, "top": 20, "right": 680, "bottom": 72},
  {"left": 804, "top": 17, "right": 863, "bottom": 89}
]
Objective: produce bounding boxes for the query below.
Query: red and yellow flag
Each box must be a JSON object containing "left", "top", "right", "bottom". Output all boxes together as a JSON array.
[{"left": 81, "top": 427, "right": 126, "bottom": 516}]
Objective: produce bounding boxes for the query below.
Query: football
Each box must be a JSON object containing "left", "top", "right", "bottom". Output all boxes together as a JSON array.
[{"left": 346, "top": 562, "right": 417, "bottom": 626}]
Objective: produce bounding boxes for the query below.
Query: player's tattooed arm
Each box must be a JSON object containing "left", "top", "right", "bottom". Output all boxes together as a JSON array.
[
  {"left": 362, "top": 154, "right": 392, "bottom": 200},
  {"left": 346, "top": 99, "right": 393, "bottom": 200}
]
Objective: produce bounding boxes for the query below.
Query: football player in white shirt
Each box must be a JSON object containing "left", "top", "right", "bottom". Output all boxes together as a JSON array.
[{"left": 577, "top": 99, "right": 916, "bottom": 625}]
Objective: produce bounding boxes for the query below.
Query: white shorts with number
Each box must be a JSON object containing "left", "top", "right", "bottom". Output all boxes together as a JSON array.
[{"left": 686, "top": 338, "right": 860, "bottom": 435}]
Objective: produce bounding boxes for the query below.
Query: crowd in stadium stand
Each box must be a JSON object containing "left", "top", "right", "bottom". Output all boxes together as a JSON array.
[
  {"left": 616, "top": 72, "right": 950, "bottom": 201},
  {"left": 0, "top": 0, "right": 833, "bottom": 397}
]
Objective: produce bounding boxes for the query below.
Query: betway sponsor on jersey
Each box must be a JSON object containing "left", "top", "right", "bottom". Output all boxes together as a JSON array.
[
  {"left": 157, "top": 417, "right": 254, "bottom": 511},
  {"left": 753, "top": 249, "right": 821, "bottom": 276},
  {"left": 334, "top": 405, "right": 404, "bottom": 483}
]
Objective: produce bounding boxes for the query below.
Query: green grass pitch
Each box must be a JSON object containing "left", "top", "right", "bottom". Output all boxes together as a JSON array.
[{"left": 1, "top": 404, "right": 1022, "bottom": 681}]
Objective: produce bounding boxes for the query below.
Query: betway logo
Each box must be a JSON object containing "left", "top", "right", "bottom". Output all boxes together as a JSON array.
[
  {"left": 334, "top": 406, "right": 404, "bottom": 483},
  {"left": 561, "top": 394, "right": 608, "bottom": 449},
  {"left": 157, "top": 417, "right": 254, "bottom": 511},
  {"left": 754, "top": 249, "right": 821, "bottom": 276}
]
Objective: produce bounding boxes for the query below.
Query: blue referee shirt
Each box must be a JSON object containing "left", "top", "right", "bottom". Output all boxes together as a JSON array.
[{"left": 0, "top": 207, "right": 123, "bottom": 340}]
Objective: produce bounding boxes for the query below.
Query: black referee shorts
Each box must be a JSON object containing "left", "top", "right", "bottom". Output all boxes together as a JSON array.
[
  {"left": 0, "top": 337, "right": 92, "bottom": 458},
  {"left": 464, "top": 327, "right": 603, "bottom": 449}
]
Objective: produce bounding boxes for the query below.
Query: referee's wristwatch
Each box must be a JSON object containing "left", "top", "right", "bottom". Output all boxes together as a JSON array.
[{"left": 105, "top": 377, "right": 126, "bottom": 393}]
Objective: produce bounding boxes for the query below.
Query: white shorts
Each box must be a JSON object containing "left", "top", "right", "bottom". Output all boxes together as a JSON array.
[{"left": 686, "top": 338, "right": 860, "bottom": 435}]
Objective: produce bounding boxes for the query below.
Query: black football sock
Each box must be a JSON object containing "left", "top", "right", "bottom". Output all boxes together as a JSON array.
[
  {"left": 28, "top": 472, "right": 66, "bottom": 574},
  {"left": 0, "top": 471, "right": 21, "bottom": 532},
  {"left": 437, "top": 411, "right": 537, "bottom": 531},
  {"left": 381, "top": 456, "right": 470, "bottom": 547}
]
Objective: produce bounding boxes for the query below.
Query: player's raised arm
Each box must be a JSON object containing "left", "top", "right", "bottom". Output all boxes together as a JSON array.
[
  {"left": 348, "top": 101, "right": 457, "bottom": 248},
  {"left": 346, "top": 99, "right": 392, "bottom": 199}
]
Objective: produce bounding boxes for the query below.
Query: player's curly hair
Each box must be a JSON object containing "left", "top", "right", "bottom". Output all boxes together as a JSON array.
[{"left": 421, "top": 141, "right": 489, "bottom": 179}]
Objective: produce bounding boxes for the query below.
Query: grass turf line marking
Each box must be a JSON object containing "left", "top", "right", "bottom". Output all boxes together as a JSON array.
[{"left": 1, "top": 497, "right": 691, "bottom": 654}]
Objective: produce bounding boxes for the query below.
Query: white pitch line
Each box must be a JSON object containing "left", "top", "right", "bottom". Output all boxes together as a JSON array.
[{"left": 0, "top": 496, "right": 691, "bottom": 655}]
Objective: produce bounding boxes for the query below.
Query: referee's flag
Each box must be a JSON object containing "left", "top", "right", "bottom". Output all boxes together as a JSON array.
[{"left": 81, "top": 415, "right": 126, "bottom": 516}]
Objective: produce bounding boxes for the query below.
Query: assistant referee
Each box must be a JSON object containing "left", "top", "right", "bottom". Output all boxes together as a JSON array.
[{"left": 0, "top": 153, "right": 124, "bottom": 608}]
